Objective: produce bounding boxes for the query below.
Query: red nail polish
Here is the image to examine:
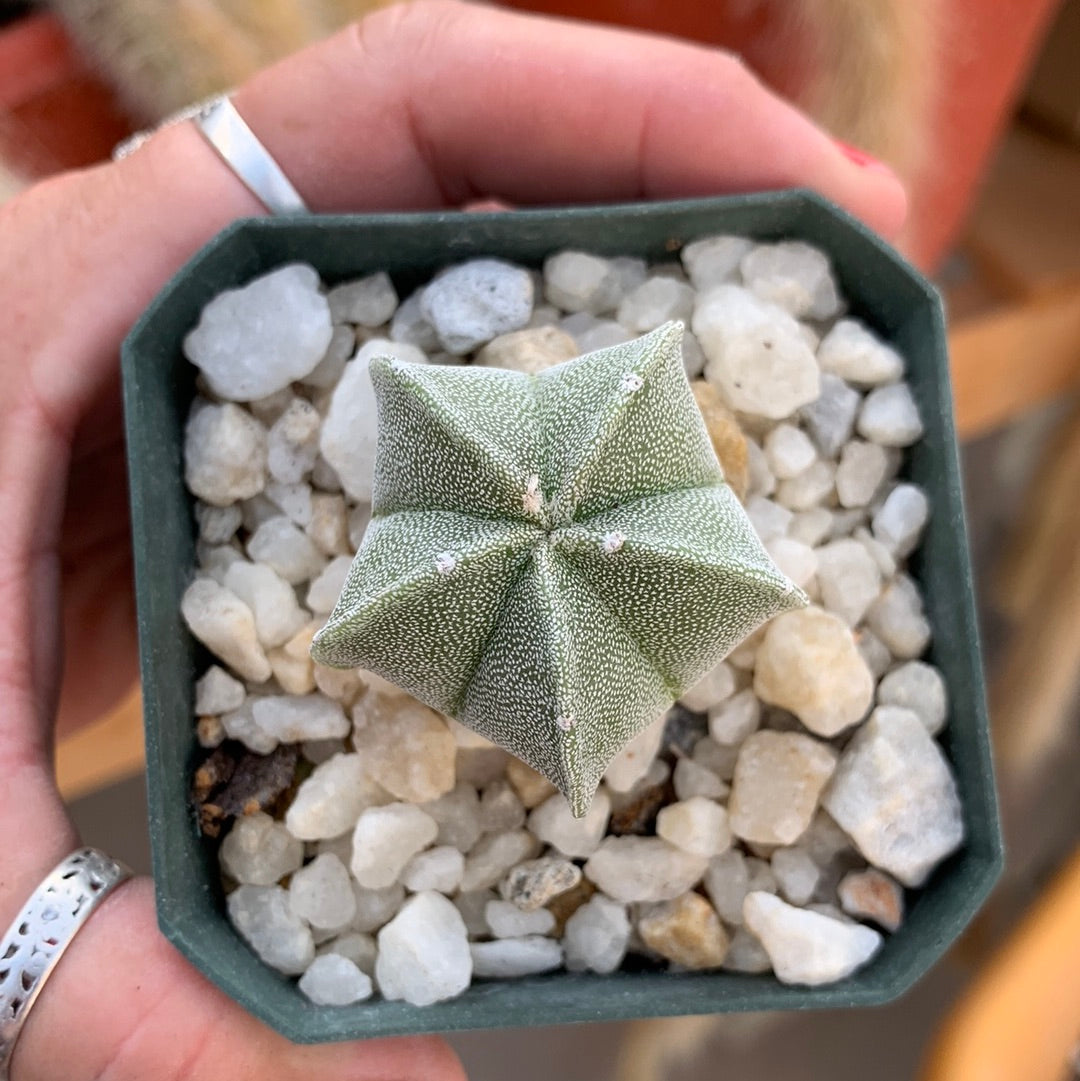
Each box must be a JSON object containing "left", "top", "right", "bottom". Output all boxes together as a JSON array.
[{"left": 835, "top": 139, "right": 894, "bottom": 176}]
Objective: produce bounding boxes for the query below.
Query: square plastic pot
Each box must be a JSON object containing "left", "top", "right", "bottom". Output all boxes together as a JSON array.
[{"left": 122, "top": 191, "right": 1003, "bottom": 1043}]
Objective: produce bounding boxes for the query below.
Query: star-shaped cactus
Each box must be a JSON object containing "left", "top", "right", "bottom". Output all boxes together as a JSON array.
[{"left": 311, "top": 322, "right": 806, "bottom": 815}]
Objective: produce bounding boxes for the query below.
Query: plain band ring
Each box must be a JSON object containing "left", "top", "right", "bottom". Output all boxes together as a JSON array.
[
  {"left": 193, "top": 96, "right": 310, "bottom": 215},
  {"left": 0, "top": 848, "right": 132, "bottom": 1081}
]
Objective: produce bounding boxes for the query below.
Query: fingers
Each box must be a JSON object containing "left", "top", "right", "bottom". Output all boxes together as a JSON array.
[
  {"left": 222, "top": 0, "right": 906, "bottom": 235},
  {"left": 14, "top": 878, "right": 468, "bottom": 1081}
]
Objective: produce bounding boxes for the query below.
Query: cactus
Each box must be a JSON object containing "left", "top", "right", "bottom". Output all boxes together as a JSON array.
[{"left": 311, "top": 322, "right": 806, "bottom": 815}]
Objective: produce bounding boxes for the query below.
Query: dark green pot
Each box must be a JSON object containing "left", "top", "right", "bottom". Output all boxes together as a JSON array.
[{"left": 122, "top": 191, "right": 1003, "bottom": 1043}]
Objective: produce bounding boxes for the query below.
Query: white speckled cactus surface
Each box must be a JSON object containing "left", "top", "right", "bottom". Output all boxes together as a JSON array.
[{"left": 311, "top": 322, "right": 806, "bottom": 815}]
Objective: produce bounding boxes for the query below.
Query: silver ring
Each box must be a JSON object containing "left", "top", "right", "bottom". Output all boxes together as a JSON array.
[
  {"left": 0, "top": 848, "right": 132, "bottom": 1080},
  {"left": 193, "top": 96, "right": 310, "bottom": 215}
]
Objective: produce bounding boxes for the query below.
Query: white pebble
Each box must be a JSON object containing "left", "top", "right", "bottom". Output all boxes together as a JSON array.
[
  {"left": 788, "top": 507, "right": 834, "bottom": 548},
  {"left": 252, "top": 694, "right": 349, "bottom": 745},
  {"left": 770, "top": 847, "right": 821, "bottom": 905},
  {"left": 306, "top": 555, "right": 354, "bottom": 614},
  {"left": 227, "top": 884, "right": 314, "bottom": 975},
  {"left": 266, "top": 397, "right": 321, "bottom": 485},
  {"left": 818, "top": 319, "right": 904, "bottom": 387},
  {"left": 745, "top": 496, "right": 793, "bottom": 543},
  {"left": 528, "top": 789, "right": 611, "bottom": 859},
  {"left": 265, "top": 480, "right": 313, "bottom": 527},
  {"left": 603, "top": 716, "right": 665, "bottom": 793},
  {"left": 470, "top": 936, "right": 563, "bottom": 979},
  {"left": 422, "top": 783, "right": 484, "bottom": 853},
  {"left": 302, "top": 324, "right": 354, "bottom": 390},
  {"left": 703, "top": 849, "right": 751, "bottom": 925},
  {"left": 181, "top": 578, "right": 271, "bottom": 682},
  {"left": 824, "top": 707, "right": 964, "bottom": 886},
  {"left": 353, "top": 693, "right": 456, "bottom": 804},
  {"left": 865, "top": 575, "right": 932, "bottom": 659},
  {"left": 184, "top": 265, "right": 332, "bottom": 401},
  {"left": 319, "top": 339, "right": 427, "bottom": 503},
  {"left": 616, "top": 276, "right": 695, "bottom": 332},
  {"left": 776, "top": 459, "right": 835, "bottom": 511},
  {"left": 286, "top": 752, "right": 386, "bottom": 840},
  {"left": 195, "top": 501, "right": 242, "bottom": 544},
  {"left": 460, "top": 830, "right": 539, "bottom": 893},
  {"left": 220, "top": 812, "right": 303, "bottom": 886},
  {"left": 743, "top": 892, "right": 881, "bottom": 985},
  {"left": 764, "top": 424, "right": 818, "bottom": 479},
  {"left": 298, "top": 954, "right": 373, "bottom": 1005},
  {"left": 693, "top": 285, "right": 820, "bottom": 420},
  {"left": 754, "top": 608, "right": 874, "bottom": 737},
  {"left": 185, "top": 403, "right": 267, "bottom": 507},
  {"left": 745, "top": 439, "right": 777, "bottom": 498},
  {"left": 679, "top": 661, "right": 736, "bottom": 713},
  {"left": 728, "top": 731, "right": 838, "bottom": 845},
  {"left": 858, "top": 384, "right": 924, "bottom": 446},
  {"left": 319, "top": 932, "right": 377, "bottom": 974},
  {"left": 194, "top": 665, "right": 245, "bottom": 715},
  {"left": 376, "top": 892, "right": 472, "bottom": 1006},
  {"left": 815, "top": 539, "right": 883, "bottom": 626},
  {"left": 390, "top": 288, "right": 440, "bottom": 352},
  {"left": 740, "top": 242, "right": 840, "bottom": 320},
  {"left": 351, "top": 883, "right": 406, "bottom": 933},
  {"left": 351, "top": 803, "right": 438, "bottom": 889},
  {"left": 680, "top": 235, "right": 753, "bottom": 290},
  {"left": 656, "top": 797, "right": 732, "bottom": 858},
  {"left": 672, "top": 757, "right": 728, "bottom": 802},
  {"left": 872, "top": 483, "right": 930, "bottom": 557},
  {"left": 584, "top": 837, "right": 708, "bottom": 903},
  {"left": 327, "top": 272, "right": 398, "bottom": 327},
  {"left": 484, "top": 899, "right": 556, "bottom": 939},
  {"left": 708, "top": 688, "right": 762, "bottom": 746},
  {"left": 764, "top": 537, "right": 818, "bottom": 591},
  {"left": 835, "top": 440, "right": 889, "bottom": 508},
  {"left": 479, "top": 780, "right": 526, "bottom": 833},
  {"left": 222, "top": 560, "right": 308, "bottom": 649},
  {"left": 564, "top": 895, "right": 631, "bottom": 974},
  {"left": 800, "top": 374, "right": 861, "bottom": 458},
  {"left": 422, "top": 259, "right": 533, "bottom": 353},
  {"left": 247, "top": 516, "right": 325, "bottom": 584},
  {"left": 289, "top": 853, "right": 357, "bottom": 930},
  {"left": 402, "top": 846, "right": 465, "bottom": 894},
  {"left": 221, "top": 698, "right": 276, "bottom": 754},
  {"left": 544, "top": 251, "right": 623, "bottom": 314},
  {"left": 856, "top": 628, "right": 894, "bottom": 679},
  {"left": 878, "top": 661, "right": 948, "bottom": 735}
]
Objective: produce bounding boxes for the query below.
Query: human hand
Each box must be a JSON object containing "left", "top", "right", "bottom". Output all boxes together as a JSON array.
[{"left": 0, "top": 2, "right": 905, "bottom": 1077}]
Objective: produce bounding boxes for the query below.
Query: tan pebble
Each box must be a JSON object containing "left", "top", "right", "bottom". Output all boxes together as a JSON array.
[
  {"left": 754, "top": 607, "right": 874, "bottom": 737},
  {"left": 268, "top": 621, "right": 318, "bottom": 694},
  {"left": 691, "top": 381, "right": 749, "bottom": 501},
  {"left": 352, "top": 690, "right": 456, "bottom": 803},
  {"left": 838, "top": 868, "right": 904, "bottom": 932},
  {"left": 507, "top": 758, "right": 558, "bottom": 808},
  {"left": 729, "top": 730, "right": 837, "bottom": 846},
  {"left": 313, "top": 664, "right": 364, "bottom": 707},
  {"left": 638, "top": 892, "right": 730, "bottom": 969},
  {"left": 547, "top": 877, "right": 597, "bottom": 936},
  {"left": 197, "top": 715, "right": 226, "bottom": 748},
  {"left": 474, "top": 326, "right": 579, "bottom": 374}
]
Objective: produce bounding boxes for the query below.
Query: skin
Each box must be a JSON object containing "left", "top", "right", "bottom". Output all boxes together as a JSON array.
[{"left": 0, "top": 2, "right": 905, "bottom": 1078}]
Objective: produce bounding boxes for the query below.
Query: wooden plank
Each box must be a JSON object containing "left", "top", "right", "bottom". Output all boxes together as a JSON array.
[
  {"left": 949, "top": 287, "right": 1080, "bottom": 440},
  {"left": 965, "top": 124, "right": 1080, "bottom": 298},
  {"left": 55, "top": 687, "right": 144, "bottom": 802}
]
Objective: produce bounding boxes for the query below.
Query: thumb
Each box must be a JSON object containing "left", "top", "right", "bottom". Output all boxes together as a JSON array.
[{"left": 13, "top": 878, "right": 466, "bottom": 1081}]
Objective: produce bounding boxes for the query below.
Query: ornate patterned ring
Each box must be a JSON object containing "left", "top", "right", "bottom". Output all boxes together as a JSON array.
[{"left": 0, "top": 848, "right": 132, "bottom": 1080}]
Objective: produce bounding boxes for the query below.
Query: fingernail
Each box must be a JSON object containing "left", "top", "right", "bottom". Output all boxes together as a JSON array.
[{"left": 835, "top": 139, "right": 896, "bottom": 177}]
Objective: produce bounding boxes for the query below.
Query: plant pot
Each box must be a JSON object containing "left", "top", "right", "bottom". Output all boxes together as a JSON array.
[{"left": 122, "top": 190, "right": 1003, "bottom": 1043}]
